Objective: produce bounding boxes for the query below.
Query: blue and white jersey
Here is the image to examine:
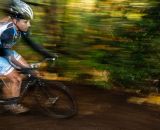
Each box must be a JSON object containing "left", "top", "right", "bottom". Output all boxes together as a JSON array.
[
  {"left": 0, "top": 22, "right": 21, "bottom": 49},
  {"left": 0, "top": 22, "right": 22, "bottom": 75},
  {"left": 0, "top": 21, "right": 54, "bottom": 58}
]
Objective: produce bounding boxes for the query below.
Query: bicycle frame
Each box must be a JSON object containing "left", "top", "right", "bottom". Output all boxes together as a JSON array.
[
  {"left": 0, "top": 58, "right": 77, "bottom": 118},
  {"left": 0, "top": 58, "right": 56, "bottom": 105},
  {"left": 20, "top": 75, "right": 38, "bottom": 98}
]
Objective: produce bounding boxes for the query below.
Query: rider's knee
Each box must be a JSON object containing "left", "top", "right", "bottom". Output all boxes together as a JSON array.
[
  {"left": 16, "top": 76, "right": 22, "bottom": 83},
  {"left": 10, "top": 76, "right": 22, "bottom": 85}
]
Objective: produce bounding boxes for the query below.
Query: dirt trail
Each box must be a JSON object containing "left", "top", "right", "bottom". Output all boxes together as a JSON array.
[{"left": 0, "top": 83, "right": 160, "bottom": 130}]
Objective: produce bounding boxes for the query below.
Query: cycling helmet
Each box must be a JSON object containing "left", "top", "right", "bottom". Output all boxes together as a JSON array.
[{"left": 9, "top": 0, "right": 33, "bottom": 20}]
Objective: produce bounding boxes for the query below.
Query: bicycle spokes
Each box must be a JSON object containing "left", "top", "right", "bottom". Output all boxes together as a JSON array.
[
  {"left": 44, "top": 97, "right": 59, "bottom": 106},
  {"left": 35, "top": 81, "right": 77, "bottom": 118}
]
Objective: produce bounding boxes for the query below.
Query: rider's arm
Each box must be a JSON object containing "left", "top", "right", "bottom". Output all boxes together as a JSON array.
[{"left": 21, "top": 32, "right": 57, "bottom": 58}]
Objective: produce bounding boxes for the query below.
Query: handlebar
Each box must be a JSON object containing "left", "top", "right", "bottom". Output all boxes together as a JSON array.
[
  {"left": 30, "top": 57, "right": 56, "bottom": 69},
  {"left": 10, "top": 57, "right": 57, "bottom": 75}
]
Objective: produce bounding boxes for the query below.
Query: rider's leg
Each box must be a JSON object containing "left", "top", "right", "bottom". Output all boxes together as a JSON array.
[
  {"left": 2, "top": 69, "right": 22, "bottom": 98},
  {"left": 2, "top": 69, "right": 29, "bottom": 114},
  {"left": 2, "top": 72, "right": 30, "bottom": 114},
  {"left": 1, "top": 56, "right": 30, "bottom": 113},
  {"left": 2, "top": 54, "right": 30, "bottom": 98},
  {"left": 2, "top": 56, "right": 30, "bottom": 97}
]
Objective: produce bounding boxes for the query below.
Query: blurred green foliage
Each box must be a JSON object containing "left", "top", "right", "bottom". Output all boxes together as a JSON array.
[{"left": 1, "top": 0, "right": 160, "bottom": 88}]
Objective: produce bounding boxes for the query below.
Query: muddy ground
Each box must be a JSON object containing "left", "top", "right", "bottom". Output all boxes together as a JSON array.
[{"left": 0, "top": 83, "right": 160, "bottom": 130}]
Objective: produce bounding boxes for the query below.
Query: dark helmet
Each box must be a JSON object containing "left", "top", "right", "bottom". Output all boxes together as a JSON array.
[{"left": 9, "top": 0, "right": 33, "bottom": 20}]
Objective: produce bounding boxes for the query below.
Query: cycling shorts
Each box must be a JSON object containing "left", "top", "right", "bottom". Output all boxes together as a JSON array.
[{"left": 0, "top": 50, "right": 21, "bottom": 75}]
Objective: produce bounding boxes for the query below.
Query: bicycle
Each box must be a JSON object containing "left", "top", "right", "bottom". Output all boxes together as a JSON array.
[{"left": 0, "top": 57, "right": 78, "bottom": 118}]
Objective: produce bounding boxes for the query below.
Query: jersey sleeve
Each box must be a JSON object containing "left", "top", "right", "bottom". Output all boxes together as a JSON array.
[
  {"left": 0, "top": 27, "right": 16, "bottom": 48},
  {"left": 21, "top": 32, "right": 57, "bottom": 58}
]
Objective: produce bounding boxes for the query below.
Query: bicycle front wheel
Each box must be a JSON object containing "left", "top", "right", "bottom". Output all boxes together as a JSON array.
[{"left": 34, "top": 81, "right": 77, "bottom": 118}]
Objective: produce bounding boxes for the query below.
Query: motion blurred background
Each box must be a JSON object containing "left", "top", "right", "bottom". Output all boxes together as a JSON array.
[{"left": 0, "top": 0, "right": 160, "bottom": 89}]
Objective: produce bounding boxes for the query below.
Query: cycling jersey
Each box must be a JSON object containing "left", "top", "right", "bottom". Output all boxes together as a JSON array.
[
  {"left": 0, "top": 22, "right": 20, "bottom": 49},
  {"left": 0, "top": 21, "right": 55, "bottom": 58},
  {"left": 0, "top": 21, "right": 54, "bottom": 75},
  {"left": 0, "top": 21, "right": 21, "bottom": 75}
]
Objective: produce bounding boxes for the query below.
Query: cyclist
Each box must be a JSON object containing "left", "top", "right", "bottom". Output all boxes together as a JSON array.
[{"left": 0, "top": 0, "right": 55, "bottom": 114}]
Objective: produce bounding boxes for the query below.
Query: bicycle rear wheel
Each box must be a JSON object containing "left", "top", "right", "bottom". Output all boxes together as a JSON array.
[{"left": 34, "top": 81, "right": 77, "bottom": 118}]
